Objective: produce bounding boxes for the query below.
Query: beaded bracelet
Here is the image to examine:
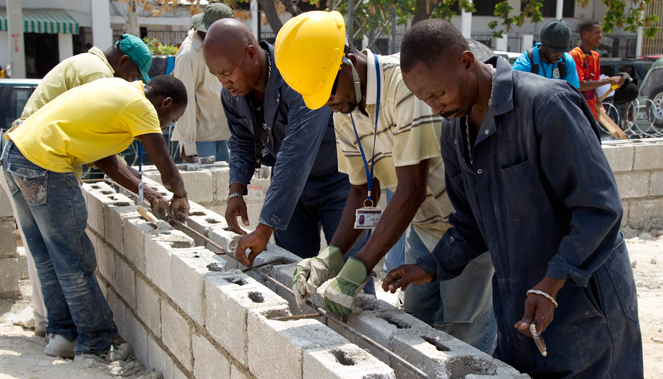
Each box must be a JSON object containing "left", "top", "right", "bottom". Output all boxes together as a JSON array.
[
  {"left": 228, "top": 192, "right": 243, "bottom": 201},
  {"left": 527, "top": 289, "right": 558, "bottom": 308}
]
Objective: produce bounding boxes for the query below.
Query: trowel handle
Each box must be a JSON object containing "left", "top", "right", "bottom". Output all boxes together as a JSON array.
[{"left": 137, "top": 206, "right": 158, "bottom": 224}]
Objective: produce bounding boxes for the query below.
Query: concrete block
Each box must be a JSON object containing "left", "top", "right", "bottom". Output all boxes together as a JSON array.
[
  {"left": 109, "top": 290, "right": 127, "bottom": 339},
  {"left": 0, "top": 257, "right": 19, "bottom": 298},
  {"left": 192, "top": 332, "right": 231, "bottom": 379},
  {"left": 621, "top": 201, "right": 630, "bottom": 227},
  {"left": 122, "top": 212, "right": 155, "bottom": 274},
  {"left": 628, "top": 199, "right": 663, "bottom": 225},
  {"left": 230, "top": 364, "right": 250, "bottom": 379},
  {"left": 16, "top": 247, "right": 28, "bottom": 280},
  {"left": 205, "top": 271, "right": 289, "bottom": 366},
  {"left": 94, "top": 236, "right": 115, "bottom": 283},
  {"left": 303, "top": 343, "right": 395, "bottom": 379},
  {"left": 173, "top": 366, "right": 188, "bottom": 379},
  {"left": 208, "top": 225, "right": 241, "bottom": 257},
  {"left": 145, "top": 230, "right": 193, "bottom": 298},
  {"left": 602, "top": 144, "right": 633, "bottom": 172},
  {"left": 649, "top": 171, "right": 663, "bottom": 197},
  {"left": 162, "top": 301, "right": 193, "bottom": 372},
  {"left": 180, "top": 170, "right": 214, "bottom": 204},
  {"left": 212, "top": 169, "right": 230, "bottom": 202},
  {"left": 614, "top": 171, "right": 650, "bottom": 199},
  {"left": 633, "top": 143, "right": 663, "bottom": 170},
  {"left": 0, "top": 179, "right": 14, "bottom": 218},
  {"left": 392, "top": 331, "right": 528, "bottom": 379},
  {"left": 136, "top": 275, "right": 161, "bottom": 337},
  {"left": 170, "top": 248, "right": 210, "bottom": 326},
  {"left": 125, "top": 310, "right": 148, "bottom": 366},
  {"left": 115, "top": 257, "right": 136, "bottom": 310},
  {"left": 104, "top": 202, "right": 136, "bottom": 254},
  {"left": 0, "top": 220, "right": 16, "bottom": 258},
  {"left": 82, "top": 182, "right": 118, "bottom": 237},
  {"left": 247, "top": 310, "right": 350, "bottom": 379},
  {"left": 147, "top": 335, "right": 174, "bottom": 379}
]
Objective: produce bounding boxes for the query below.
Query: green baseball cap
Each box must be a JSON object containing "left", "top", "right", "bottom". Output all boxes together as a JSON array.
[
  {"left": 116, "top": 34, "right": 152, "bottom": 83},
  {"left": 192, "top": 3, "right": 234, "bottom": 33}
]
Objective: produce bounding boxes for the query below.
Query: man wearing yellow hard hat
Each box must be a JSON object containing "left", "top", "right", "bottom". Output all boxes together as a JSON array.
[{"left": 275, "top": 11, "right": 496, "bottom": 353}]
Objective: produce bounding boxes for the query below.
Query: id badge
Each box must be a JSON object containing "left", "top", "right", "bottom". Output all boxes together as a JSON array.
[
  {"left": 138, "top": 182, "right": 144, "bottom": 203},
  {"left": 354, "top": 208, "right": 381, "bottom": 229}
]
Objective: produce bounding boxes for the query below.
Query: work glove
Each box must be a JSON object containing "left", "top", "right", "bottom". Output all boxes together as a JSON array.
[
  {"left": 323, "top": 257, "right": 370, "bottom": 316},
  {"left": 293, "top": 246, "right": 345, "bottom": 308}
]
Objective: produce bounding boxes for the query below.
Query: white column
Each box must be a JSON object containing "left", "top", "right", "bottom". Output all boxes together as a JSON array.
[
  {"left": 127, "top": 5, "right": 140, "bottom": 37},
  {"left": 460, "top": 0, "right": 473, "bottom": 38},
  {"left": 250, "top": 0, "right": 259, "bottom": 41},
  {"left": 90, "top": 0, "right": 113, "bottom": 48},
  {"left": 556, "top": 0, "right": 563, "bottom": 19},
  {"left": 636, "top": 26, "right": 643, "bottom": 57},
  {"left": 493, "top": 36, "right": 508, "bottom": 51},
  {"left": 58, "top": 33, "right": 74, "bottom": 61},
  {"left": 6, "top": 0, "right": 26, "bottom": 79},
  {"left": 521, "top": 34, "right": 534, "bottom": 52}
]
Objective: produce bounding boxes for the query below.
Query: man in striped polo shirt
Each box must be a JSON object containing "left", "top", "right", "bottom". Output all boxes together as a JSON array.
[{"left": 275, "top": 11, "right": 496, "bottom": 353}]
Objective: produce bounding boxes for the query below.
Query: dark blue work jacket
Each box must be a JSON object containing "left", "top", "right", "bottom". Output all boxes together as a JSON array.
[
  {"left": 419, "top": 57, "right": 642, "bottom": 378},
  {"left": 222, "top": 42, "right": 338, "bottom": 230}
]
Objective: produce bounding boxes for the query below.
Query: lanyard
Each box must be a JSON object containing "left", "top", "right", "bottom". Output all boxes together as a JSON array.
[
  {"left": 350, "top": 53, "right": 381, "bottom": 205},
  {"left": 137, "top": 142, "right": 144, "bottom": 203}
]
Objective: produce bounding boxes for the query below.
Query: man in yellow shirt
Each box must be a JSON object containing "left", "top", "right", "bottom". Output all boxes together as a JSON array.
[
  {"left": 0, "top": 34, "right": 154, "bottom": 341},
  {"left": 1, "top": 75, "right": 189, "bottom": 360}
]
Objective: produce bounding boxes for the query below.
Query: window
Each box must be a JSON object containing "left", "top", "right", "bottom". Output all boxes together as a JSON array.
[
  {"left": 474, "top": 0, "right": 502, "bottom": 16},
  {"left": 525, "top": 0, "right": 574, "bottom": 18},
  {"left": 619, "top": 64, "right": 640, "bottom": 86},
  {"left": 601, "top": 64, "right": 615, "bottom": 77},
  {"left": 5, "top": 87, "right": 34, "bottom": 128}
]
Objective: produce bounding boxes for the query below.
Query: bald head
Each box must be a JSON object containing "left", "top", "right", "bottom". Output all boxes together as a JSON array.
[{"left": 203, "top": 18, "right": 267, "bottom": 97}]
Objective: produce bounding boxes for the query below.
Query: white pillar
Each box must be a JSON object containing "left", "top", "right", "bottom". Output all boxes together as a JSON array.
[
  {"left": 90, "top": 0, "right": 113, "bottom": 48},
  {"left": 58, "top": 33, "right": 73, "bottom": 61},
  {"left": 250, "top": 0, "right": 259, "bottom": 41},
  {"left": 127, "top": 5, "right": 140, "bottom": 37},
  {"left": 636, "top": 26, "right": 643, "bottom": 57},
  {"left": 555, "top": 0, "right": 563, "bottom": 19},
  {"left": 6, "top": 0, "right": 26, "bottom": 79},
  {"left": 460, "top": 0, "right": 473, "bottom": 38},
  {"left": 521, "top": 34, "right": 534, "bottom": 52},
  {"left": 493, "top": 36, "right": 508, "bottom": 51}
]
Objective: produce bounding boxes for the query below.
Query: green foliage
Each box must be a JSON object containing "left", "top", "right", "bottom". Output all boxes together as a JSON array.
[
  {"left": 488, "top": 0, "right": 542, "bottom": 38},
  {"left": 592, "top": 0, "right": 659, "bottom": 38},
  {"left": 142, "top": 37, "right": 178, "bottom": 56}
]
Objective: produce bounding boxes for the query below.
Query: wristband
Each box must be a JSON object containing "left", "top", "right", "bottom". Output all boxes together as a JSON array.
[
  {"left": 228, "top": 192, "right": 243, "bottom": 201},
  {"left": 527, "top": 289, "right": 558, "bottom": 308}
]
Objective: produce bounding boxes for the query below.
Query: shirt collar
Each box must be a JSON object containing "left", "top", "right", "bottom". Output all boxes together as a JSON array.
[
  {"left": 488, "top": 56, "right": 514, "bottom": 116},
  {"left": 190, "top": 28, "right": 203, "bottom": 50},
  {"left": 364, "top": 49, "right": 385, "bottom": 106},
  {"left": 88, "top": 46, "right": 115, "bottom": 75}
]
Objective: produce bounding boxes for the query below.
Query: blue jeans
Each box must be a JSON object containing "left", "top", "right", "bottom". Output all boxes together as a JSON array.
[
  {"left": 1, "top": 141, "right": 117, "bottom": 355},
  {"left": 196, "top": 140, "right": 229, "bottom": 163},
  {"left": 382, "top": 188, "right": 406, "bottom": 273},
  {"left": 402, "top": 225, "right": 496, "bottom": 353},
  {"left": 274, "top": 170, "right": 374, "bottom": 295}
]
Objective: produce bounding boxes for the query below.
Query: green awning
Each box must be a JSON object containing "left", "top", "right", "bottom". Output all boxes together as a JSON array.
[{"left": 0, "top": 8, "right": 79, "bottom": 34}]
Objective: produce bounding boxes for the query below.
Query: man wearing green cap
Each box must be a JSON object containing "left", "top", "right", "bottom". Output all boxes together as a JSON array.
[
  {"left": 173, "top": 3, "right": 234, "bottom": 163},
  {"left": 0, "top": 33, "right": 159, "bottom": 356}
]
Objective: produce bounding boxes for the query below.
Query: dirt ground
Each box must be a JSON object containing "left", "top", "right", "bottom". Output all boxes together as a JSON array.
[{"left": 0, "top": 231, "right": 661, "bottom": 379}]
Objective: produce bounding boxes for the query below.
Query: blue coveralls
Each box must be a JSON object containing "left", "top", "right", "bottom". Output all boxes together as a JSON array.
[
  {"left": 222, "top": 42, "right": 369, "bottom": 262},
  {"left": 418, "top": 57, "right": 643, "bottom": 378}
]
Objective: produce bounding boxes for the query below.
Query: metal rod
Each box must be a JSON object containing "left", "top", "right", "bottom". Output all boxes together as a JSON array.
[
  {"left": 242, "top": 258, "right": 285, "bottom": 273},
  {"left": 96, "top": 181, "right": 431, "bottom": 379},
  {"left": 272, "top": 313, "right": 322, "bottom": 321}
]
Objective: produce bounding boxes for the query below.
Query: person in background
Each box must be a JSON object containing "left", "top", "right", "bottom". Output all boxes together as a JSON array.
[
  {"left": 512, "top": 19, "right": 580, "bottom": 88},
  {"left": 569, "top": 20, "right": 625, "bottom": 120},
  {"left": 172, "top": 3, "right": 234, "bottom": 163}
]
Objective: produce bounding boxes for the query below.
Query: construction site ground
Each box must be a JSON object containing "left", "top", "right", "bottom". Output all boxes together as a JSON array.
[{"left": 0, "top": 231, "right": 662, "bottom": 379}]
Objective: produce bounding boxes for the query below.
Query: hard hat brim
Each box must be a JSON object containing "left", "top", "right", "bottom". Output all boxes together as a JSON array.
[{"left": 301, "top": 66, "right": 339, "bottom": 110}]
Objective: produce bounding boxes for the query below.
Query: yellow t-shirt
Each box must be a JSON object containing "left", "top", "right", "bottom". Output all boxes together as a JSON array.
[{"left": 9, "top": 78, "right": 161, "bottom": 173}]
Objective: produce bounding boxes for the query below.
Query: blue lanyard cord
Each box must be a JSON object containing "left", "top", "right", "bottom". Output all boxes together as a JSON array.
[
  {"left": 137, "top": 142, "right": 143, "bottom": 179},
  {"left": 349, "top": 53, "right": 381, "bottom": 204}
]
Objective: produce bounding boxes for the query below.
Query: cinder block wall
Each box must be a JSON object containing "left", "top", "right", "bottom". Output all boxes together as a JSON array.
[
  {"left": 82, "top": 178, "right": 529, "bottom": 379},
  {"left": 0, "top": 183, "right": 18, "bottom": 298},
  {"left": 603, "top": 138, "right": 663, "bottom": 229}
]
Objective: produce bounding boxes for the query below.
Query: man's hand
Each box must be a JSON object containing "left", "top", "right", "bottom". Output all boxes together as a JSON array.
[
  {"left": 607, "top": 75, "right": 625, "bottom": 88},
  {"left": 225, "top": 196, "right": 249, "bottom": 235},
  {"left": 144, "top": 186, "right": 169, "bottom": 218},
  {"left": 236, "top": 223, "right": 273, "bottom": 266},
  {"left": 170, "top": 194, "right": 190, "bottom": 221},
  {"left": 382, "top": 264, "right": 434, "bottom": 293},
  {"left": 514, "top": 276, "right": 566, "bottom": 337},
  {"left": 323, "top": 257, "right": 370, "bottom": 316},
  {"left": 181, "top": 146, "right": 197, "bottom": 164},
  {"left": 292, "top": 246, "right": 346, "bottom": 308}
]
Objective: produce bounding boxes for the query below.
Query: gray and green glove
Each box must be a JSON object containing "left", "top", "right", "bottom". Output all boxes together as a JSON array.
[
  {"left": 292, "top": 246, "right": 346, "bottom": 308},
  {"left": 323, "top": 257, "right": 369, "bottom": 316}
]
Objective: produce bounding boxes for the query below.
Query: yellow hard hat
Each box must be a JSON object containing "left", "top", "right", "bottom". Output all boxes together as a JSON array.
[{"left": 275, "top": 11, "right": 346, "bottom": 110}]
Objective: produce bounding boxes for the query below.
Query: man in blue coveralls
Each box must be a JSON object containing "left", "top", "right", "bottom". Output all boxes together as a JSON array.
[
  {"left": 202, "top": 19, "right": 370, "bottom": 287},
  {"left": 512, "top": 19, "right": 580, "bottom": 89},
  {"left": 385, "top": 19, "right": 643, "bottom": 378}
]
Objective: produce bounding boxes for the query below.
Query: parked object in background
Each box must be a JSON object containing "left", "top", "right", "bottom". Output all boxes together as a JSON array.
[
  {"left": 494, "top": 51, "right": 520, "bottom": 64},
  {"left": 637, "top": 56, "right": 663, "bottom": 129},
  {"left": 600, "top": 57, "right": 656, "bottom": 88},
  {"left": 0, "top": 79, "right": 40, "bottom": 134}
]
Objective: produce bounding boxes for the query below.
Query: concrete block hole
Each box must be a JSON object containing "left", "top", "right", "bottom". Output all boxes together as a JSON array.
[
  {"left": 189, "top": 211, "right": 206, "bottom": 216},
  {"left": 113, "top": 202, "right": 131, "bottom": 206},
  {"left": 170, "top": 241, "right": 192, "bottom": 248},
  {"left": 90, "top": 185, "right": 100, "bottom": 189},
  {"left": 378, "top": 314, "right": 411, "bottom": 329},
  {"left": 421, "top": 335, "right": 450, "bottom": 352},
  {"left": 205, "top": 218, "right": 221, "bottom": 224},
  {"left": 248, "top": 292, "right": 264, "bottom": 303},
  {"left": 206, "top": 263, "right": 224, "bottom": 272},
  {"left": 446, "top": 356, "right": 497, "bottom": 379},
  {"left": 102, "top": 191, "right": 114, "bottom": 195},
  {"left": 330, "top": 349, "right": 357, "bottom": 366},
  {"left": 225, "top": 277, "right": 247, "bottom": 286}
]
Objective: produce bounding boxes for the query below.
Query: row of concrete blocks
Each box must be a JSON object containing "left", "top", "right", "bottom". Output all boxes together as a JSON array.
[
  {"left": 82, "top": 180, "right": 396, "bottom": 379},
  {"left": 84, "top": 178, "right": 529, "bottom": 379},
  {"left": 0, "top": 182, "right": 19, "bottom": 297}
]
